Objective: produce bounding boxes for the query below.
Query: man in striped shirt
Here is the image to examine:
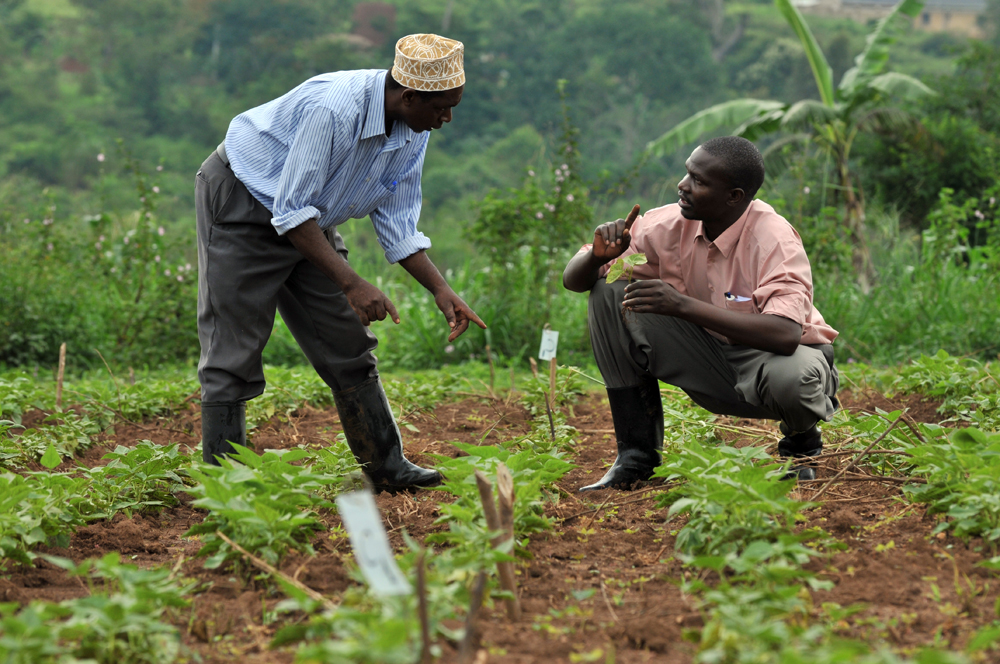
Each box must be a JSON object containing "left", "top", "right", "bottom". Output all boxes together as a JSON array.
[{"left": 195, "top": 34, "right": 483, "bottom": 490}]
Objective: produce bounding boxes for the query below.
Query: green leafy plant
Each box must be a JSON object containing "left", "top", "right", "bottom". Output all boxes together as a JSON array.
[
  {"left": 653, "top": 442, "right": 817, "bottom": 560},
  {"left": 184, "top": 445, "right": 345, "bottom": 573},
  {"left": 82, "top": 441, "right": 192, "bottom": 519},
  {"left": 904, "top": 427, "right": 1000, "bottom": 551},
  {"left": 431, "top": 441, "right": 575, "bottom": 544},
  {"left": 0, "top": 471, "right": 88, "bottom": 567},
  {"left": 0, "top": 553, "right": 194, "bottom": 664},
  {"left": 604, "top": 252, "right": 648, "bottom": 284},
  {"left": 0, "top": 411, "right": 100, "bottom": 468}
]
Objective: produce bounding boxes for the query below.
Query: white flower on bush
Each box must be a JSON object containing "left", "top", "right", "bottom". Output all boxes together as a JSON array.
[
  {"left": 444, "top": 344, "right": 455, "bottom": 354},
  {"left": 95, "top": 242, "right": 102, "bottom": 250},
  {"left": 46, "top": 243, "right": 53, "bottom": 251},
  {"left": 97, "top": 153, "right": 105, "bottom": 162},
  {"left": 535, "top": 211, "right": 544, "bottom": 219},
  {"left": 99, "top": 235, "right": 105, "bottom": 242},
  {"left": 42, "top": 218, "right": 53, "bottom": 226},
  {"left": 110, "top": 266, "right": 117, "bottom": 273},
  {"left": 154, "top": 255, "right": 160, "bottom": 262},
  {"left": 140, "top": 197, "right": 145, "bottom": 203},
  {"left": 975, "top": 210, "right": 985, "bottom": 220},
  {"left": 22, "top": 218, "right": 29, "bottom": 224},
  {"left": 803, "top": 186, "right": 811, "bottom": 194},
  {"left": 177, "top": 275, "right": 184, "bottom": 282},
  {"left": 123, "top": 236, "right": 129, "bottom": 244},
  {"left": 156, "top": 165, "right": 163, "bottom": 172},
  {"left": 158, "top": 227, "right": 165, "bottom": 236},
  {"left": 184, "top": 263, "right": 192, "bottom": 271},
  {"left": 528, "top": 169, "right": 535, "bottom": 177},
  {"left": 566, "top": 194, "right": 574, "bottom": 202},
  {"left": 164, "top": 269, "right": 171, "bottom": 276},
  {"left": 145, "top": 212, "right": 152, "bottom": 219},
  {"left": 152, "top": 186, "right": 160, "bottom": 194}
]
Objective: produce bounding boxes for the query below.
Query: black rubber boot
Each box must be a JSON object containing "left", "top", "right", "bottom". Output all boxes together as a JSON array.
[
  {"left": 333, "top": 376, "right": 441, "bottom": 491},
  {"left": 201, "top": 401, "right": 247, "bottom": 465},
  {"left": 580, "top": 376, "right": 663, "bottom": 491},
  {"left": 778, "top": 422, "right": 823, "bottom": 481}
]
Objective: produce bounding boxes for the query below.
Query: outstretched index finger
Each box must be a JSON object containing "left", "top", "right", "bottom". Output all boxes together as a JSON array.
[
  {"left": 623, "top": 204, "right": 641, "bottom": 233},
  {"left": 385, "top": 297, "right": 400, "bottom": 325}
]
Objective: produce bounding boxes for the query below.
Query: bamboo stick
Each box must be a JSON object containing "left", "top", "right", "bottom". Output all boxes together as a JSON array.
[
  {"left": 474, "top": 470, "right": 521, "bottom": 621},
  {"left": 55, "top": 343, "right": 66, "bottom": 410}
]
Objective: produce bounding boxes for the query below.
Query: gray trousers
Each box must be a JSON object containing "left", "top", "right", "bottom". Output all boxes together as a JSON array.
[
  {"left": 589, "top": 280, "right": 839, "bottom": 432},
  {"left": 195, "top": 150, "right": 378, "bottom": 403}
]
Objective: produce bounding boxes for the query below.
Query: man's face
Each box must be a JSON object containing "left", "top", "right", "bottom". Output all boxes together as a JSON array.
[
  {"left": 400, "top": 85, "right": 464, "bottom": 133},
  {"left": 676, "top": 147, "right": 739, "bottom": 222}
]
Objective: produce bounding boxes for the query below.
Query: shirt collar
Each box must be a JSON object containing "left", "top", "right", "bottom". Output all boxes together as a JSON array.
[
  {"left": 361, "top": 70, "right": 416, "bottom": 148},
  {"left": 693, "top": 200, "right": 754, "bottom": 258}
]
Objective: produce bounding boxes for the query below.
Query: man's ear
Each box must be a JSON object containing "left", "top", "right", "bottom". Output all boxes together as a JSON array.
[
  {"left": 727, "top": 187, "right": 747, "bottom": 207},
  {"left": 399, "top": 88, "right": 419, "bottom": 107}
]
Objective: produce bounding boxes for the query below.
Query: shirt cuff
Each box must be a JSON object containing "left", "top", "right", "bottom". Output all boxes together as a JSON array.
[
  {"left": 384, "top": 232, "right": 432, "bottom": 263},
  {"left": 271, "top": 205, "right": 321, "bottom": 235},
  {"left": 760, "top": 295, "right": 809, "bottom": 327}
]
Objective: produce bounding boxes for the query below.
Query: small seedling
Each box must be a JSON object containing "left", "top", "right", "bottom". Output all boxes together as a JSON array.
[{"left": 604, "top": 253, "right": 648, "bottom": 284}]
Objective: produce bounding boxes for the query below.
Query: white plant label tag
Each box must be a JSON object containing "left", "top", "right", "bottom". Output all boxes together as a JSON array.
[
  {"left": 538, "top": 329, "right": 559, "bottom": 361},
  {"left": 335, "top": 490, "right": 412, "bottom": 596}
]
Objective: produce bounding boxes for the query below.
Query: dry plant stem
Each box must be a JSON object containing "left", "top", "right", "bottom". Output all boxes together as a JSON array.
[
  {"left": 55, "top": 342, "right": 66, "bottom": 410},
  {"left": 600, "top": 578, "right": 619, "bottom": 623},
  {"left": 486, "top": 344, "right": 496, "bottom": 394},
  {"left": 810, "top": 449, "right": 910, "bottom": 461},
  {"left": 812, "top": 416, "right": 904, "bottom": 501},
  {"left": 93, "top": 348, "right": 124, "bottom": 414},
  {"left": 215, "top": 531, "right": 338, "bottom": 612},
  {"left": 561, "top": 483, "right": 675, "bottom": 522},
  {"left": 529, "top": 357, "right": 539, "bottom": 380},
  {"left": 582, "top": 492, "right": 615, "bottom": 531},
  {"left": 417, "top": 550, "right": 432, "bottom": 664},
  {"left": 474, "top": 470, "right": 521, "bottom": 621},
  {"left": 458, "top": 571, "right": 488, "bottom": 664}
]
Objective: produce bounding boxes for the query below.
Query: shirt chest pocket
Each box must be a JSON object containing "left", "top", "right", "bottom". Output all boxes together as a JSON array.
[
  {"left": 724, "top": 295, "right": 756, "bottom": 314},
  {"left": 353, "top": 176, "right": 397, "bottom": 216}
]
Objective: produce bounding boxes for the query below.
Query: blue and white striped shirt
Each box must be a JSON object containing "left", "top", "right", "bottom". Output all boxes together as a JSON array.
[{"left": 224, "top": 69, "right": 432, "bottom": 263}]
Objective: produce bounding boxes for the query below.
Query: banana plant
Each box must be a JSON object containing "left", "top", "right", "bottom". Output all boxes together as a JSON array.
[{"left": 646, "top": 0, "right": 933, "bottom": 282}]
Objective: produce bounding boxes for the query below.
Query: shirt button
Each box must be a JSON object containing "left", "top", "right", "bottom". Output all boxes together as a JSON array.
[{"left": 349, "top": 204, "right": 354, "bottom": 209}]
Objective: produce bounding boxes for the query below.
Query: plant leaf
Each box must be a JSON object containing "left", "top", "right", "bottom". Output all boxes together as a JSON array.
[
  {"left": 605, "top": 261, "right": 625, "bottom": 283},
  {"left": 645, "top": 99, "right": 785, "bottom": 157},
  {"left": 774, "top": 0, "right": 835, "bottom": 106},
  {"left": 40, "top": 444, "right": 61, "bottom": 469}
]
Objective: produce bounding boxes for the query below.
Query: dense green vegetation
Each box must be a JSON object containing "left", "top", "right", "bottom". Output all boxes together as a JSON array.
[{"left": 1, "top": 0, "right": 998, "bottom": 373}]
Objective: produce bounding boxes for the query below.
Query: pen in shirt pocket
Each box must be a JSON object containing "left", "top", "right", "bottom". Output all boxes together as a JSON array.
[{"left": 724, "top": 292, "right": 752, "bottom": 302}]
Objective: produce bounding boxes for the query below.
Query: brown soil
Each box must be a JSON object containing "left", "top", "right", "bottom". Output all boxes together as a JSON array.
[{"left": 4, "top": 385, "right": 996, "bottom": 663}]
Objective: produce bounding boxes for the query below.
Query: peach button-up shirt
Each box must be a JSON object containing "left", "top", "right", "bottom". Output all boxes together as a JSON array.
[{"left": 585, "top": 200, "right": 838, "bottom": 346}]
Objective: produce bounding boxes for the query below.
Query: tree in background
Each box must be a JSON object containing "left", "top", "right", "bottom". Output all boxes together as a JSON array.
[{"left": 646, "top": 0, "right": 934, "bottom": 284}]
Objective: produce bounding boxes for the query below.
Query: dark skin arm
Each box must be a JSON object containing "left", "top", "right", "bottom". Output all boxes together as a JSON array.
[
  {"left": 286, "top": 219, "right": 485, "bottom": 340},
  {"left": 563, "top": 204, "right": 641, "bottom": 292},
  {"left": 398, "top": 249, "right": 487, "bottom": 342},
  {"left": 622, "top": 280, "right": 802, "bottom": 355}
]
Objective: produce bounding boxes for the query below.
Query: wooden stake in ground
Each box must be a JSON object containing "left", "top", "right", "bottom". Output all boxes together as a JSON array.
[
  {"left": 417, "top": 550, "right": 432, "bottom": 664},
  {"left": 474, "top": 469, "right": 521, "bottom": 621},
  {"left": 486, "top": 344, "right": 495, "bottom": 393},
  {"left": 55, "top": 342, "right": 66, "bottom": 411},
  {"left": 458, "top": 570, "right": 488, "bottom": 664}
]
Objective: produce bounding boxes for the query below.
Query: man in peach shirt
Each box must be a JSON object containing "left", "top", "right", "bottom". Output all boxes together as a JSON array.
[{"left": 563, "top": 137, "right": 839, "bottom": 491}]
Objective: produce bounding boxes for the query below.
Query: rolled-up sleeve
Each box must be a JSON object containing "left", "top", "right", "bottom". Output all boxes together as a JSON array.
[
  {"left": 270, "top": 107, "right": 337, "bottom": 235},
  {"left": 752, "top": 239, "right": 814, "bottom": 325},
  {"left": 371, "top": 141, "right": 431, "bottom": 263}
]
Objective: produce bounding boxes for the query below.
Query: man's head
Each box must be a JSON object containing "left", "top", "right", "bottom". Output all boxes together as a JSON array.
[
  {"left": 387, "top": 34, "right": 465, "bottom": 133},
  {"left": 676, "top": 136, "right": 765, "bottom": 224}
]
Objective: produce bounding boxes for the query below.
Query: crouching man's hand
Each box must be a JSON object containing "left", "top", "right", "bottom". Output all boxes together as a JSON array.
[{"left": 622, "top": 279, "right": 686, "bottom": 316}]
